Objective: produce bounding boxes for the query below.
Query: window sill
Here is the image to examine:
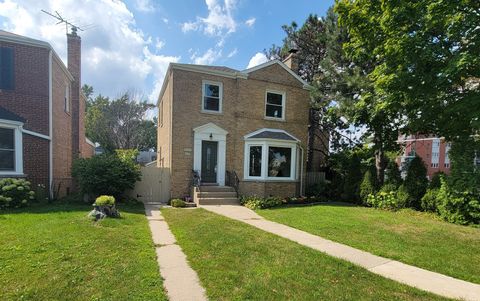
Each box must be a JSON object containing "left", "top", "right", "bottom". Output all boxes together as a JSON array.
[
  {"left": 0, "top": 172, "right": 26, "bottom": 177},
  {"left": 201, "top": 110, "right": 223, "bottom": 115},
  {"left": 264, "top": 117, "right": 286, "bottom": 122},
  {"left": 242, "top": 178, "right": 299, "bottom": 183}
]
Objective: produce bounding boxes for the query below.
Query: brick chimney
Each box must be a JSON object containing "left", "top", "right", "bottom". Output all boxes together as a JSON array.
[
  {"left": 67, "top": 27, "right": 81, "bottom": 160},
  {"left": 282, "top": 48, "right": 299, "bottom": 73}
]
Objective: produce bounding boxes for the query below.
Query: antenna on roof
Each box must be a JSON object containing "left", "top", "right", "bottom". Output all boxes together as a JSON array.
[{"left": 41, "top": 9, "right": 84, "bottom": 35}]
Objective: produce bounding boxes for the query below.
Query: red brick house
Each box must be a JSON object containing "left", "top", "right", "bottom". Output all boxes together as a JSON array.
[
  {"left": 0, "top": 29, "right": 94, "bottom": 198},
  {"left": 398, "top": 134, "right": 451, "bottom": 179}
]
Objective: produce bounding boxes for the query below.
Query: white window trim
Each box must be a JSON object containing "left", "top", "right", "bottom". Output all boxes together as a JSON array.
[
  {"left": 244, "top": 139, "right": 297, "bottom": 181},
  {"left": 64, "top": 83, "right": 70, "bottom": 113},
  {"left": 201, "top": 80, "right": 223, "bottom": 114},
  {"left": 0, "top": 120, "right": 24, "bottom": 176},
  {"left": 264, "top": 90, "right": 286, "bottom": 121}
]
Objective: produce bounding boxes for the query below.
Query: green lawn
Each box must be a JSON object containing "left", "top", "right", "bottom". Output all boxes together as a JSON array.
[
  {"left": 0, "top": 203, "right": 167, "bottom": 301},
  {"left": 257, "top": 203, "right": 480, "bottom": 284},
  {"left": 162, "top": 208, "right": 448, "bottom": 301}
]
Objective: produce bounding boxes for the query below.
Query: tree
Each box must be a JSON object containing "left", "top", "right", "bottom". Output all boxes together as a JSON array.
[
  {"left": 404, "top": 156, "right": 428, "bottom": 208},
  {"left": 384, "top": 160, "right": 402, "bottom": 188},
  {"left": 85, "top": 90, "right": 156, "bottom": 152}
]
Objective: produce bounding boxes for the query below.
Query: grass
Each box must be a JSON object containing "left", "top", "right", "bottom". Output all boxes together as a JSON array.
[
  {"left": 257, "top": 203, "right": 480, "bottom": 284},
  {"left": 162, "top": 208, "right": 448, "bottom": 301},
  {"left": 0, "top": 202, "right": 167, "bottom": 301}
]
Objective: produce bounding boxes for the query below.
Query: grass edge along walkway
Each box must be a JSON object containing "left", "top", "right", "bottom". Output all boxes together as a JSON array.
[
  {"left": 163, "top": 207, "right": 449, "bottom": 301},
  {"left": 202, "top": 205, "right": 480, "bottom": 301}
]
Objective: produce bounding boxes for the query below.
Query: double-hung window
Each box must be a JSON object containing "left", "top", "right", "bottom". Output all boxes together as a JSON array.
[
  {"left": 202, "top": 81, "right": 222, "bottom": 113},
  {"left": 0, "top": 123, "right": 22, "bottom": 175},
  {"left": 265, "top": 90, "right": 285, "bottom": 120}
]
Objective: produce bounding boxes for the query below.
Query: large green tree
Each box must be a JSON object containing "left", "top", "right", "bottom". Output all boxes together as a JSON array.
[{"left": 83, "top": 87, "right": 156, "bottom": 152}]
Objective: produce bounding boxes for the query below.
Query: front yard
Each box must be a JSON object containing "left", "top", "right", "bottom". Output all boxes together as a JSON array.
[
  {"left": 162, "top": 208, "right": 447, "bottom": 300},
  {"left": 0, "top": 203, "right": 167, "bottom": 301},
  {"left": 257, "top": 203, "right": 480, "bottom": 284}
]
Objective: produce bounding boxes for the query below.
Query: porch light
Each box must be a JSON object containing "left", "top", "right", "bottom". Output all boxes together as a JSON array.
[{"left": 209, "top": 133, "right": 213, "bottom": 140}]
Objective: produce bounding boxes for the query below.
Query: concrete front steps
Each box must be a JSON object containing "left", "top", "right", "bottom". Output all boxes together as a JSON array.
[{"left": 193, "top": 185, "right": 239, "bottom": 206}]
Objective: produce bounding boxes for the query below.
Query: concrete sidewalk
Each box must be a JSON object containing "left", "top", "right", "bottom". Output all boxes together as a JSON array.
[
  {"left": 202, "top": 204, "right": 480, "bottom": 301},
  {"left": 145, "top": 204, "right": 207, "bottom": 301}
]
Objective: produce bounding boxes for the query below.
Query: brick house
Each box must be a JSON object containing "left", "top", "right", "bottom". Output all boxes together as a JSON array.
[
  {"left": 157, "top": 55, "right": 317, "bottom": 204},
  {"left": 0, "top": 29, "right": 94, "bottom": 198},
  {"left": 398, "top": 134, "right": 451, "bottom": 179}
]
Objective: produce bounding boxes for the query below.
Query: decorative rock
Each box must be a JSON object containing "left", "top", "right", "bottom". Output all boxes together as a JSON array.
[{"left": 88, "top": 205, "right": 120, "bottom": 221}]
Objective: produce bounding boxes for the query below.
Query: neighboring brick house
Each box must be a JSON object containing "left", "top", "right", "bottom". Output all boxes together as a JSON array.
[
  {"left": 157, "top": 57, "right": 318, "bottom": 204},
  {"left": 398, "top": 134, "right": 451, "bottom": 179},
  {"left": 0, "top": 29, "right": 94, "bottom": 198}
]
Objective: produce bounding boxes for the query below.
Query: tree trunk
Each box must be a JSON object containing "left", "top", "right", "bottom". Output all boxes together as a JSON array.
[{"left": 374, "top": 132, "right": 387, "bottom": 187}]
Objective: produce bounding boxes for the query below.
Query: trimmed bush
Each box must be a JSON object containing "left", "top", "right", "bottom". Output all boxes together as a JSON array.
[
  {"left": 94, "top": 195, "right": 115, "bottom": 206},
  {"left": 360, "top": 170, "right": 376, "bottom": 204},
  {"left": 72, "top": 153, "right": 141, "bottom": 200},
  {"left": 396, "top": 184, "right": 409, "bottom": 206},
  {"left": 240, "top": 196, "right": 283, "bottom": 210},
  {"left": 384, "top": 160, "right": 402, "bottom": 188},
  {"left": 404, "top": 156, "right": 428, "bottom": 208},
  {"left": 367, "top": 189, "right": 407, "bottom": 211},
  {"left": 0, "top": 178, "right": 35, "bottom": 209},
  {"left": 429, "top": 172, "right": 445, "bottom": 189},
  {"left": 170, "top": 199, "right": 186, "bottom": 208},
  {"left": 437, "top": 179, "right": 480, "bottom": 225},
  {"left": 421, "top": 189, "right": 440, "bottom": 212}
]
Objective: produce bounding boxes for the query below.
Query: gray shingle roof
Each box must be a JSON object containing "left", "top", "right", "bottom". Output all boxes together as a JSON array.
[
  {"left": 249, "top": 131, "right": 297, "bottom": 141},
  {"left": 0, "top": 106, "right": 25, "bottom": 123}
]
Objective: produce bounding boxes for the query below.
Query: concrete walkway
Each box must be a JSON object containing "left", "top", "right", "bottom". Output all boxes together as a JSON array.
[
  {"left": 144, "top": 204, "right": 207, "bottom": 301},
  {"left": 202, "top": 205, "right": 480, "bottom": 301}
]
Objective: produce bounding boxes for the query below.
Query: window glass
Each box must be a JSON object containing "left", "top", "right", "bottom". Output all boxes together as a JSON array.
[
  {"left": 0, "top": 47, "right": 14, "bottom": 90},
  {"left": 266, "top": 92, "right": 283, "bottom": 118},
  {"left": 268, "top": 147, "right": 291, "bottom": 177},
  {"left": 0, "top": 128, "right": 15, "bottom": 171},
  {"left": 249, "top": 146, "right": 262, "bottom": 177},
  {"left": 203, "top": 83, "right": 220, "bottom": 111}
]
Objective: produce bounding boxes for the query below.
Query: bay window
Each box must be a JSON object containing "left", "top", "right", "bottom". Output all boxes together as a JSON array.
[{"left": 244, "top": 129, "right": 299, "bottom": 181}]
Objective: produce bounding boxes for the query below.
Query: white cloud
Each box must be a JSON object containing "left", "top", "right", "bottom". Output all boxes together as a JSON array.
[
  {"left": 155, "top": 38, "right": 165, "bottom": 50},
  {"left": 0, "top": 0, "right": 178, "bottom": 104},
  {"left": 134, "top": 0, "right": 155, "bottom": 13},
  {"left": 162, "top": 18, "right": 169, "bottom": 24},
  {"left": 246, "top": 52, "right": 268, "bottom": 69},
  {"left": 191, "top": 48, "right": 222, "bottom": 65},
  {"left": 227, "top": 48, "right": 237, "bottom": 58},
  {"left": 245, "top": 17, "right": 256, "bottom": 27},
  {"left": 181, "top": 0, "right": 238, "bottom": 37}
]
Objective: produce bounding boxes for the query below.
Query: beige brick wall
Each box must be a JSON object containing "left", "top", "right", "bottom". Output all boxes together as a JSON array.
[
  {"left": 161, "top": 63, "right": 310, "bottom": 199},
  {"left": 157, "top": 72, "right": 174, "bottom": 196}
]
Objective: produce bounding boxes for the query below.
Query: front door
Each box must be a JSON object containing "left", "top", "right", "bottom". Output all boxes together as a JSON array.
[{"left": 201, "top": 141, "right": 218, "bottom": 183}]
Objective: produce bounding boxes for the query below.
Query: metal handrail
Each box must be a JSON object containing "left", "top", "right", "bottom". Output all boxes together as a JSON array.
[{"left": 226, "top": 170, "right": 240, "bottom": 197}]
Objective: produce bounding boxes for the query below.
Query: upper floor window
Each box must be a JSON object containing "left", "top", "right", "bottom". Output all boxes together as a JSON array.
[
  {"left": 265, "top": 91, "right": 285, "bottom": 120},
  {"left": 64, "top": 84, "right": 70, "bottom": 113},
  {"left": 0, "top": 47, "right": 14, "bottom": 90},
  {"left": 202, "top": 80, "right": 222, "bottom": 113}
]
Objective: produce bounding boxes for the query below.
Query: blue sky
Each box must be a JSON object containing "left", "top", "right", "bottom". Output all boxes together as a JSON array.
[{"left": 0, "top": 0, "right": 334, "bottom": 103}]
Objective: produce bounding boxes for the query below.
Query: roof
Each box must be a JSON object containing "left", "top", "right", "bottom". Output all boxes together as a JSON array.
[
  {"left": 157, "top": 60, "right": 311, "bottom": 105},
  {"left": 0, "top": 106, "right": 26, "bottom": 123},
  {"left": 244, "top": 128, "right": 300, "bottom": 142}
]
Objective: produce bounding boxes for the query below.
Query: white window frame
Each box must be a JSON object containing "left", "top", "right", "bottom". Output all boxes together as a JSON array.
[
  {"left": 264, "top": 90, "right": 286, "bottom": 121},
  {"left": 244, "top": 140, "right": 297, "bottom": 181},
  {"left": 0, "top": 120, "right": 24, "bottom": 176},
  {"left": 201, "top": 80, "right": 223, "bottom": 114}
]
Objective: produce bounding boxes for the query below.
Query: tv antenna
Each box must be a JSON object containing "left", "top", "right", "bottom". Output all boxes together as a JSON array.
[{"left": 41, "top": 10, "right": 84, "bottom": 34}]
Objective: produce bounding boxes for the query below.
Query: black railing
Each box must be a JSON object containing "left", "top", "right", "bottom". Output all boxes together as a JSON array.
[
  {"left": 192, "top": 170, "right": 201, "bottom": 187},
  {"left": 226, "top": 170, "right": 240, "bottom": 197}
]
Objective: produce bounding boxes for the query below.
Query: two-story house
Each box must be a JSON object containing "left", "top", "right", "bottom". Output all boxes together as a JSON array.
[
  {"left": 0, "top": 29, "right": 94, "bottom": 198},
  {"left": 157, "top": 55, "right": 313, "bottom": 204}
]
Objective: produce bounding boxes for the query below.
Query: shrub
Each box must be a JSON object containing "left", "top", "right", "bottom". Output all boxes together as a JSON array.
[
  {"left": 384, "top": 160, "right": 402, "bottom": 188},
  {"left": 404, "top": 156, "right": 428, "bottom": 208},
  {"left": 421, "top": 189, "right": 440, "bottom": 212},
  {"left": 305, "top": 180, "right": 330, "bottom": 201},
  {"left": 366, "top": 191, "right": 405, "bottom": 211},
  {"left": 437, "top": 178, "right": 480, "bottom": 225},
  {"left": 429, "top": 172, "right": 445, "bottom": 189},
  {"left": 170, "top": 199, "right": 186, "bottom": 208},
  {"left": 0, "top": 178, "right": 35, "bottom": 209},
  {"left": 380, "top": 183, "right": 397, "bottom": 193},
  {"left": 342, "top": 153, "right": 363, "bottom": 202},
  {"left": 240, "top": 195, "right": 283, "bottom": 210},
  {"left": 396, "top": 184, "right": 409, "bottom": 206},
  {"left": 72, "top": 153, "right": 141, "bottom": 200},
  {"left": 94, "top": 195, "right": 115, "bottom": 206},
  {"left": 360, "top": 170, "right": 376, "bottom": 204}
]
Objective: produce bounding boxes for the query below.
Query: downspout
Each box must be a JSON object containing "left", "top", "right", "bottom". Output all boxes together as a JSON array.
[
  {"left": 299, "top": 145, "right": 305, "bottom": 196},
  {"left": 48, "top": 50, "right": 53, "bottom": 199}
]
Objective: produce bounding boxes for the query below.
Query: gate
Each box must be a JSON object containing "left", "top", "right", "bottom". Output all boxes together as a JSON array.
[{"left": 128, "top": 161, "right": 170, "bottom": 203}]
